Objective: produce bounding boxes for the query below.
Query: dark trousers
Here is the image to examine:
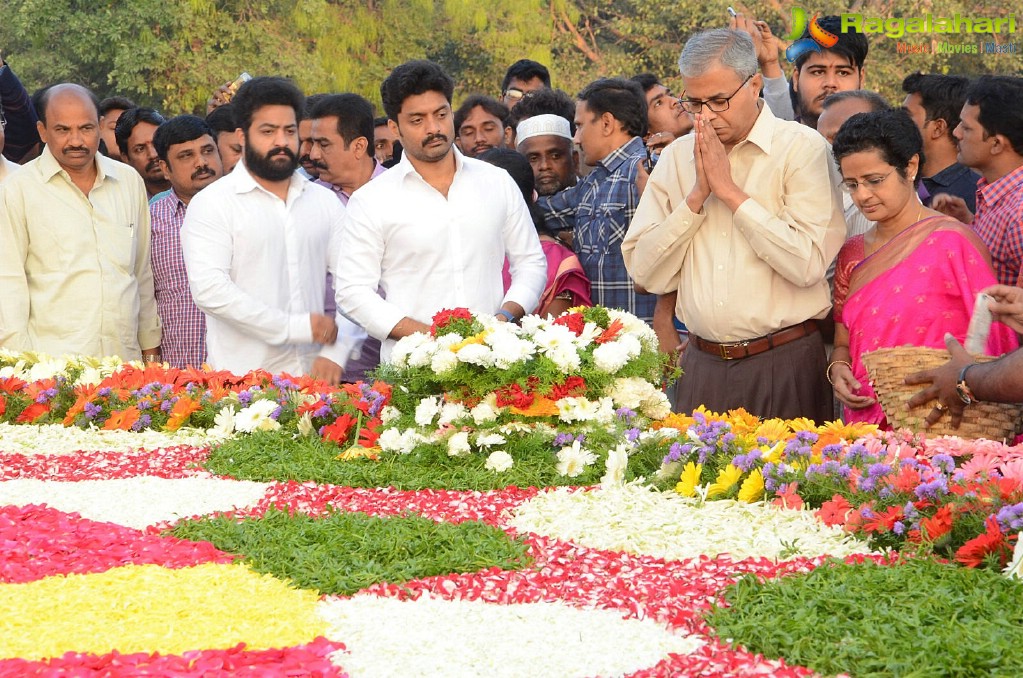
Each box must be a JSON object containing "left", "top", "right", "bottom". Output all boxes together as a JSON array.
[{"left": 675, "top": 331, "right": 834, "bottom": 424}]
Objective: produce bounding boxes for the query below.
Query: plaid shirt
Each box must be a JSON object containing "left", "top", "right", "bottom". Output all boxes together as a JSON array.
[
  {"left": 973, "top": 165, "right": 1023, "bottom": 286},
  {"left": 150, "top": 191, "right": 206, "bottom": 368},
  {"left": 538, "top": 136, "right": 656, "bottom": 322}
]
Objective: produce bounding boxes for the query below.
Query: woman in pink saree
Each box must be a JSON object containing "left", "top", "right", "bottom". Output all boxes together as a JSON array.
[{"left": 828, "top": 109, "right": 1017, "bottom": 427}]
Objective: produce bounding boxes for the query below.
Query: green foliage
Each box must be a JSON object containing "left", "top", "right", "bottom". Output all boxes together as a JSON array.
[
  {"left": 170, "top": 508, "right": 532, "bottom": 595},
  {"left": 205, "top": 427, "right": 641, "bottom": 490},
  {"left": 706, "top": 557, "right": 1023, "bottom": 677}
]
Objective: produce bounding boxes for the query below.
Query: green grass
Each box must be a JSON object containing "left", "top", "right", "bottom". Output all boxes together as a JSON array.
[
  {"left": 705, "top": 557, "right": 1023, "bottom": 677},
  {"left": 170, "top": 509, "right": 532, "bottom": 596},
  {"left": 204, "top": 430, "right": 661, "bottom": 490}
]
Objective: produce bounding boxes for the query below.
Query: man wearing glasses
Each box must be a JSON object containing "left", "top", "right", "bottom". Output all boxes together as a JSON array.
[
  {"left": 0, "top": 104, "right": 21, "bottom": 183},
  {"left": 623, "top": 29, "right": 846, "bottom": 423},
  {"left": 500, "top": 60, "right": 550, "bottom": 109}
]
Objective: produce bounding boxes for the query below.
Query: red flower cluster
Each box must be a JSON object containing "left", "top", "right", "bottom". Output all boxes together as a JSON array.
[
  {"left": 552, "top": 312, "right": 585, "bottom": 336},
  {"left": 430, "top": 308, "right": 474, "bottom": 336}
]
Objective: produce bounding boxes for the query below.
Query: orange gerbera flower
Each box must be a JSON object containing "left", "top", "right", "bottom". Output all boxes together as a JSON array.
[
  {"left": 955, "top": 517, "right": 1012, "bottom": 568},
  {"left": 817, "top": 494, "right": 853, "bottom": 527},
  {"left": 165, "top": 397, "right": 202, "bottom": 431},
  {"left": 16, "top": 402, "right": 50, "bottom": 423},
  {"left": 103, "top": 406, "right": 140, "bottom": 431},
  {"left": 511, "top": 396, "right": 560, "bottom": 418},
  {"left": 918, "top": 504, "right": 954, "bottom": 542}
]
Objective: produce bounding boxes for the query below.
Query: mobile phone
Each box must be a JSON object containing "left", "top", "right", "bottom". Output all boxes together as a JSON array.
[
  {"left": 727, "top": 7, "right": 738, "bottom": 17},
  {"left": 226, "top": 72, "right": 252, "bottom": 98}
]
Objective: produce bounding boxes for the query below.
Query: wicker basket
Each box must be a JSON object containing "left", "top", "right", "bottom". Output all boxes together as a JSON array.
[{"left": 860, "top": 346, "right": 1022, "bottom": 440}]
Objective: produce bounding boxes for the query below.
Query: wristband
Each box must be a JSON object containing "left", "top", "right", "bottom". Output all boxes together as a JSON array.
[
  {"left": 495, "top": 309, "right": 516, "bottom": 323},
  {"left": 826, "top": 360, "right": 851, "bottom": 387},
  {"left": 956, "top": 364, "right": 976, "bottom": 405}
]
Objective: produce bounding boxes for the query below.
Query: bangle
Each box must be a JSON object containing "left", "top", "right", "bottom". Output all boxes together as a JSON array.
[
  {"left": 826, "top": 360, "right": 852, "bottom": 386},
  {"left": 495, "top": 309, "right": 516, "bottom": 323},
  {"left": 144, "top": 354, "right": 160, "bottom": 363}
]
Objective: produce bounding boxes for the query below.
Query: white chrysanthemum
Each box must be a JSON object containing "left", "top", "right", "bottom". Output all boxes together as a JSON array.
[
  {"left": 414, "top": 397, "right": 442, "bottom": 426},
  {"left": 470, "top": 394, "right": 502, "bottom": 424},
  {"left": 600, "top": 443, "right": 630, "bottom": 489},
  {"left": 378, "top": 427, "right": 422, "bottom": 454},
  {"left": 486, "top": 333, "right": 536, "bottom": 369},
  {"left": 641, "top": 391, "right": 672, "bottom": 420},
  {"left": 431, "top": 349, "right": 459, "bottom": 374},
  {"left": 234, "top": 399, "right": 281, "bottom": 433},
  {"left": 532, "top": 324, "right": 584, "bottom": 354},
  {"left": 213, "top": 405, "right": 237, "bottom": 436},
  {"left": 447, "top": 430, "right": 472, "bottom": 457},
  {"left": 475, "top": 432, "right": 506, "bottom": 448},
  {"left": 592, "top": 337, "right": 640, "bottom": 373},
  {"left": 296, "top": 411, "right": 315, "bottom": 438},
  {"left": 609, "top": 377, "right": 654, "bottom": 409},
  {"left": 379, "top": 405, "right": 402, "bottom": 424},
  {"left": 485, "top": 450, "right": 514, "bottom": 472},
  {"left": 556, "top": 440, "right": 598, "bottom": 477},
  {"left": 607, "top": 309, "right": 659, "bottom": 346},
  {"left": 389, "top": 331, "right": 433, "bottom": 367},
  {"left": 437, "top": 402, "right": 470, "bottom": 426},
  {"left": 436, "top": 333, "right": 465, "bottom": 349},
  {"left": 518, "top": 314, "right": 546, "bottom": 334},
  {"left": 406, "top": 341, "right": 436, "bottom": 368},
  {"left": 455, "top": 343, "right": 494, "bottom": 367},
  {"left": 547, "top": 344, "right": 581, "bottom": 372}
]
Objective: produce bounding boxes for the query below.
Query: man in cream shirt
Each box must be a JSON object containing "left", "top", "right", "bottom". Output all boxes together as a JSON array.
[
  {"left": 623, "top": 30, "right": 846, "bottom": 422},
  {"left": 0, "top": 83, "right": 161, "bottom": 360}
]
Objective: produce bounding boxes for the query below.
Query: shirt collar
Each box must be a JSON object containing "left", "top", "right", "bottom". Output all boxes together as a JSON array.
[
  {"left": 37, "top": 145, "right": 114, "bottom": 186},
  {"left": 978, "top": 164, "right": 1023, "bottom": 206},
  {"left": 395, "top": 144, "right": 464, "bottom": 183},
  {"left": 167, "top": 188, "right": 188, "bottom": 211},
  {"left": 926, "top": 162, "right": 974, "bottom": 188},
  {"left": 739, "top": 100, "right": 776, "bottom": 155},
  {"left": 232, "top": 158, "right": 308, "bottom": 200},
  {"left": 598, "top": 136, "right": 645, "bottom": 172}
]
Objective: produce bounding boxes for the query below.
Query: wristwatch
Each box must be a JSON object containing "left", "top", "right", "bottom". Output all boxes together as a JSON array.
[{"left": 955, "top": 364, "right": 976, "bottom": 405}]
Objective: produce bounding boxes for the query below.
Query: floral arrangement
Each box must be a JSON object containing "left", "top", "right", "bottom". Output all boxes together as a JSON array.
[
  {"left": 644, "top": 407, "right": 1023, "bottom": 570},
  {"left": 372, "top": 306, "right": 673, "bottom": 478},
  {"left": 0, "top": 350, "right": 385, "bottom": 452}
]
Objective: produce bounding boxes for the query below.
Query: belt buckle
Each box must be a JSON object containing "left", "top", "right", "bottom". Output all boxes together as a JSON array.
[{"left": 719, "top": 340, "right": 748, "bottom": 360}]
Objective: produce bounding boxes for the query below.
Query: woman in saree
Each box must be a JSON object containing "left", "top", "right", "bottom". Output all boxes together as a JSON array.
[{"left": 828, "top": 108, "right": 1017, "bottom": 426}]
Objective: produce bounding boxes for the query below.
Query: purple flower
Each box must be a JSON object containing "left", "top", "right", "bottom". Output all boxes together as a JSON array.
[
  {"left": 553, "top": 433, "right": 575, "bottom": 447},
  {"left": 314, "top": 404, "right": 332, "bottom": 419},
  {"left": 83, "top": 402, "right": 103, "bottom": 420},
  {"left": 238, "top": 390, "right": 253, "bottom": 405},
  {"left": 914, "top": 478, "right": 948, "bottom": 501},
  {"left": 97, "top": 387, "right": 113, "bottom": 398},
  {"left": 867, "top": 463, "right": 892, "bottom": 479},
  {"left": 931, "top": 454, "right": 956, "bottom": 474},
  {"left": 137, "top": 399, "right": 152, "bottom": 410},
  {"left": 893, "top": 521, "right": 905, "bottom": 535},
  {"left": 270, "top": 405, "right": 283, "bottom": 420},
  {"left": 664, "top": 441, "right": 690, "bottom": 465},
  {"left": 131, "top": 414, "right": 153, "bottom": 432},
  {"left": 996, "top": 502, "right": 1023, "bottom": 533},
  {"left": 615, "top": 407, "right": 637, "bottom": 421},
  {"left": 625, "top": 427, "right": 641, "bottom": 442}
]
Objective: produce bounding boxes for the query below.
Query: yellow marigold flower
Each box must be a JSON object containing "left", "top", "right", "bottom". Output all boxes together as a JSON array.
[
  {"left": 755, "top": 418, "right": 791, "bottom": 442},
  {"left": 707, "top": 464, "right": 743, "bottom": 498},
  {"left": 450, "top": 331, "right": 489, "bottom": 352},
  {"left": 675, "top": 461, "right": 702, "bottom": 497},
  {"left": 726, "top": 408, "right": 760, "bottom": 435},
  {"left": 817, "top": 419, "right": 880, "bottom": 439},
  {"left": 737, "top": 468, "right": 765, "bottom": 502},
  {"left": 652, "top": 412, "right": 696, "bottom": 430}
]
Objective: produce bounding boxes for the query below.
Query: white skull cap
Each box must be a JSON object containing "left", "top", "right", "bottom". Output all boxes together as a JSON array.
[{"left": 515, "top": 114, "right": 572, "bottom": 144}]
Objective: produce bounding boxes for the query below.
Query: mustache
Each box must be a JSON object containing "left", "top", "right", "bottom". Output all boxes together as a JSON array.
[
  {"left": 145, "top": 159, "right": 162, "bottom": 172},
  {"left": 423, "top": 133, "right": 448, "bottom": 146},
  {"left": 62, "top": 146, "right": 90, "bottom": 154},
  {"left": 191, "top": 166, "right": 215, "bottom": 180},
  {"left": 268, "top": 147, "right": 297, "bottom": 160}
]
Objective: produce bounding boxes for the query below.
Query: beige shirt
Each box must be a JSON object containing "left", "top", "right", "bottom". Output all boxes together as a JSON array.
[
  {"left": 0, "top": 147, "right": 161, "bottom": 359},
  {"left": 622, "top": 102, "right": 846, "bottom": 343},
  {"left": 0, "top": 156, "right": 20, "bottom": 184}
]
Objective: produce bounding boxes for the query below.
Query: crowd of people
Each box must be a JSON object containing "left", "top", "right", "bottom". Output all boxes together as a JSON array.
[{"left": 1, "top": 13, "right": 1022, "bottom": 432}]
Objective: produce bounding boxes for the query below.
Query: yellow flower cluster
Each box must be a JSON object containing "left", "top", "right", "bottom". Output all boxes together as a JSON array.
[{"left": 0, "top": 563, "right": 328, "bottom": 660}]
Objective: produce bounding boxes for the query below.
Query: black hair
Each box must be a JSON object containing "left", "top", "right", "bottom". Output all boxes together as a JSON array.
[
  {"left": 964, "top": 75, "right": 1023, "bottom": 155},
  {"left": 794, "top": 15, "right": 869, "bottom": 72},
  {"left": 507, "top": 87, "right": 577, "bottom": 134},
  {"left": 822, "top": 90, "right": 890, "bottom": 113},
  {"left": 477, "top": 147, "right": 545, "bottom": 232},
  {"left": 629, "top": 73, "right": 660, "bottom": 93},
  {"left": 35, "top": 84, "right": 100, "bottom": 126},
  {"left": 373, "top": 116, "right": 389, "bottom": 127},
  {"left": 454, "top": 95, "right": 509, "bottom": 134},
  {"left": 380, "top": 60, "right": 455, "bottom": 122},
  {"left": 231, "top": 76, "right": 305, "bottom": 132},
  {"left": 205, "top": 104, "right": 238, "bottom": 135},
  {"left": 98, "top": 96, "right": 137, "bottom": 117},
  {"left": 501, "top": 59, "right": 551, "bottom": 93},
  {"left": 303, "top": 93, "right": 329, "bottom": 121},
  {"left": 577, "top": 78, "right": 648, "bottom": 139},
  {"left": 902, "top": 73, "right": 970, "bottom": 142},
  {"left": 153, "top": 114, "right": 216, "bottom": 162},
  {"left": 114, "top": 107, "right": 167, "bottom": 156},
  {"left": 309, "top": 93, "right": 376, "bottom": 149},
  {"left": 831, "top": 108, "right": 924, "bottom": 183}
]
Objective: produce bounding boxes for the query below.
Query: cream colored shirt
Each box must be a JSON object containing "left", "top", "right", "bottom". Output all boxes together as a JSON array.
[
  {"left": 622, "top": 102, "right": 847, "bottom": 343},
  {"left": 0, "top": 156, "right": 20, "bottom": 184},
  {"left": 0, "top": 147, "right": 161, "bottom": 358}
]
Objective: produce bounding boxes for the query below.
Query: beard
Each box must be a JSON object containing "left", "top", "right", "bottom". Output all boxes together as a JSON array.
[{"left": 245, "top": 142, "right": 299, "bottom": 181}]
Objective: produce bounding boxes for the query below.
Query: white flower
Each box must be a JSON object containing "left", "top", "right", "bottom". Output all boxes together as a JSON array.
[
  {"left": 296, "top": 411, "right": 315, "bottom": 438},
  {"left": 430, "top": 350, "right": 459, "bottom": 374},
  {"left": 475, "top": 432, "right": 507, "bottom": 448},
  {"left": 546, "top": 344, "right": 581, "bottom": 372},
  {"left": 455, "top": 342, "right": 494, "bottom": 367},
  {"left": 557, "top": 396, "right": 615, "bottom": 424},
  {"left": 641, "top": 391, "right": 671, "bottom": 420},
  {"left": 378, "top": 427, "right": 422, "bottom": 454},
  {"left": 556, "top": 440, "right": 597, "bottom": 477},
  {"left": 406, "top": 342, "right": 436, "bottom": 368},
  {"left": 609, "top": 376, "right": 671, "bottom": 419},
  {"left": 414, "top": 397, "right": 442, "bottom": 426},
  {"left": 607, "top": 309, "right": 660, "bottom": 347},
  {"left": 485, "top": 450, "right": 514, "bottom": 472},
  {"left": 74, "top": 366, "right": 105, "bottom": 387},
  {"left": 389, "top": 331, "right": 433, "bottom": 367},
  {"left": 600, "top": 443, "right": 630, "bottom": 489},
  {"left": 470, "top": 394, "right": 502, "bottom": 424},
  {"left": 437, "top": 402, "right": 470, "bottom": 426},
  {"left": 1004, "top": 532, "right": 1023, "bottom": 580},
  {"left": 447, "top": 430, "right": 472, "bottom": 457},
  {"left": 213, "top": 406, "right": 237, "bottom": 436},
  {"left": 28, "top": 358, "right": 68, "bottom": 381},
  {"left": 592, "top": 338, "right": 638, "bottom": 373},
  {"left": 486, "top": 333, "right": 536, "bottom": 369},
  {"left": 380, "top": 405, "right": 402, "bottom": 424},
  {"left": 234, "top": 399, "right": 281, "bottom": 433}
]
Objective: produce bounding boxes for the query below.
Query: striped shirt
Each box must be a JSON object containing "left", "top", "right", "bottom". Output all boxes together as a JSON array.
[
  {"left": 150, "top": 190, "right": 206, "bottom": 368},
  {"left": 973, "top": 165, "right": 1023, "bottom": 286},
  {"left": 538, "top": 136, "right": 656, "bottom": 322}
]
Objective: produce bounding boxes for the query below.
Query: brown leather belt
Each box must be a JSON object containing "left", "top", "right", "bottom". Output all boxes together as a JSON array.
[{"left": 692, "top": 320, "right": 819, "bottom": 361}]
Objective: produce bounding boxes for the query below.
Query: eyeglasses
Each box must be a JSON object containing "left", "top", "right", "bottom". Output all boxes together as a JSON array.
[
  {"left": 840, "top": 170, "right": 895, "bottom": 193},
  {"left": 0, "top": 106, "right": 6, "bottom": 130},
  {"left": 678, "top": 75, "right": 753, "bottom": 114},
  {"left": 503, "top": 88, "right": 525, "bottom": 103}
]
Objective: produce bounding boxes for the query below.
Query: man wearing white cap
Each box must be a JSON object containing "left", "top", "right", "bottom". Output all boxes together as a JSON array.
[{"left": 515, "top": 114, "right": 578, "bottom": 197}]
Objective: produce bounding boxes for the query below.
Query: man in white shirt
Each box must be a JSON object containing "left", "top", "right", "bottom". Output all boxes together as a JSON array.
[
  {"left": 335, "top": 60, "right": 547, "bottom": 360},
  {"left": 182, "top": 77, "right": 348, "bottom": 383}
]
